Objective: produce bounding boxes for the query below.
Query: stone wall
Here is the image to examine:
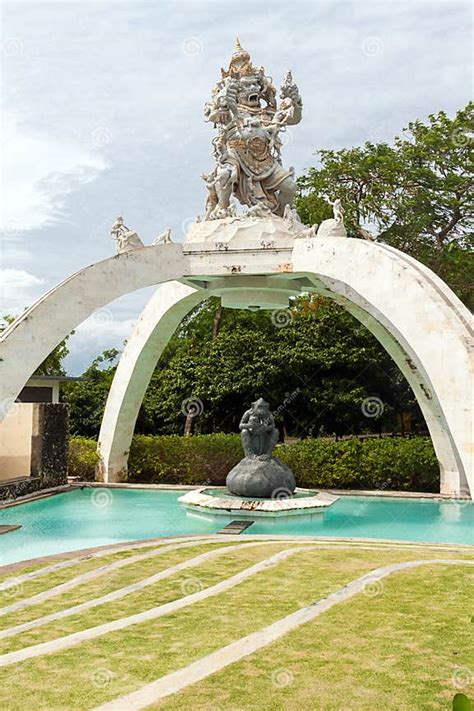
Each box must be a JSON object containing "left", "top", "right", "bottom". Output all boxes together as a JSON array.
[{"left": 0, "top": 403, "right": 69, "bottom": 501}]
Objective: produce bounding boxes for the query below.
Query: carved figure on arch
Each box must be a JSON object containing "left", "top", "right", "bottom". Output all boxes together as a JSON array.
[
  {"left": 283, "top": 203, "right": 304, "bottom": 231},
  {"left": 152, "top": 229, "right": 172, "bottom": 245},
  {"left": 110, "top": 216, "right": 144, "bottom": 254},
  {"left": 332, "top": 198, "right": 344, "bottom": 224},
  {"left": 295, "top": 224, "right": 318, "bottom": 239},
  {"left": 203, "top": 40, "right": 303, "bottom": 219},
  {"left": 316, "top": 197, "right": 347, "bottom": 238}
]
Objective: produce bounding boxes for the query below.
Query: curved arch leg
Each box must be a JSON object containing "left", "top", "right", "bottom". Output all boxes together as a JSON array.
[
  {"left": 335, "top": 295, "right": 468, "bottom": 497},
  {"left": 0, "top": 245, "right": 186, "bottom": 410},
  {"left": 292, "top": 239, "right": 473, "bottom": 498},
  {"left": 97, "top": 282, "right": 205, "bottom": 482}
]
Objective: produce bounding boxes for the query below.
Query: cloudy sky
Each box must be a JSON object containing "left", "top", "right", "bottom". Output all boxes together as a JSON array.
[{"left": 1, "top": 0, "right": 472, "bottom": 373}]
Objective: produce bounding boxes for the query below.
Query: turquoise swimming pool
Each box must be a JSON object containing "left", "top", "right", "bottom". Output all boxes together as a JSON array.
[{"left": 0, "top": 488, "right": 472, "bottom": 565}]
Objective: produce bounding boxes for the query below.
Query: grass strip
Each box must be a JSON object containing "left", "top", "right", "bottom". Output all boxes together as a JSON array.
[
  {"left": 153, "top": 562, "right": 474, "bottom": 710},
  {"left": 0, "top": 541, "right": 247, "bottom": 634}
]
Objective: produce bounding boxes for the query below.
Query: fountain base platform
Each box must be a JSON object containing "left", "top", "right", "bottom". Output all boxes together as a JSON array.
[{"left": 178, "top": 487, "right": 338, "bottom": 522}]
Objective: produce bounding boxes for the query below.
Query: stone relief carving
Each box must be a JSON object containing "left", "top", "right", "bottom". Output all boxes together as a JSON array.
[
  {"left": 282, "top": 204, "right": 304, "bottom": 231},
  {"left": 246, "top": 202, "right": 273, "bottom": 219},
  {"left": 295, "top": 224, "right": 318, "bottom": 239},
  {"left": 110, "top": 216, "right": 144, "bottom": 253},
  {"left": 202, "top": 40, "right": 302, "bottom": 221}
]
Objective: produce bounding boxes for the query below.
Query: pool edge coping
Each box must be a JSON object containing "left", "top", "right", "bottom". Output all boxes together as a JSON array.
[
  {"left": 1, "top": 482, "right": 469, "bottom": 512},
  {"left": 73, "top": 482, "right": 465, "bottom": 500},
  {"left": 1, "top": 485, "right": 471, "bottom": 572},
  {"left": 0, "top": 485, "right": 75, "bottom": 509}
]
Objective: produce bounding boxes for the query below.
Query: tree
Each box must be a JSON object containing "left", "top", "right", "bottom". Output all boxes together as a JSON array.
[
  {"left": 137, "top": 297, "right": 423, "bottom": 439},
  {"left": 64, "top": 297, "right": 423, "bottom": 439},
  {"left": 62, "top": 349, "right": 119, "bottom": 437},
  {"left": 296, "top": 103, "right": 474, "bottom": 307}
]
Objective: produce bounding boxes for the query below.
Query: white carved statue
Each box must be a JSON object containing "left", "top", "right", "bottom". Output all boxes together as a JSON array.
[
  {"left": 332, "top": 198, "right": 344, "bottom": 224},
  {"left": 202, "top": 39, "right": 302, "bottom": 220},
  {"left": 317, "top": 198, "right": 347, "bottom": 239},
  {"left": 110, "top": 216, "right": 144, "bottom": 253},
  {"left": 295, "top": 224, "right": 318, "bottom": 239},
  {"left": 246, "top": 202, "right": 272, "bottom": 218},
  {"left": 283, "top": 204, "right": 304, "bottom": 230},
  {"left": 152, "top": 229, "right": 172, "bottom": 245}
]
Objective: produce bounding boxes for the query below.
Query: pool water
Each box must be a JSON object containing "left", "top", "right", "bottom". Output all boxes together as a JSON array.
[{"left": 0, "top": 488, "right": 472, "bottom": 565}]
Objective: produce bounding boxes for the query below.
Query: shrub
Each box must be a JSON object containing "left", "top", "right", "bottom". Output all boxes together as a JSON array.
[
  {"left": 68, "top": 436, "right": 100, "bottom": 481},
  {"left": 128, "top": 434, "right": 439, "bottom": 492},
  {"left": 128, "top": 433, "right": 242, "bottom": 485},
  {"left": 277, "top": 436, "right": 439, "bottom": 492},
  {"left": 69, "top": 434, "right": 439, "bottom": 493}
]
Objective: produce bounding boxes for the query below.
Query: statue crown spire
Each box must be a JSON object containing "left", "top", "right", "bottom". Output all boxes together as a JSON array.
[
  {"left": 233, "top": 37, "right": 248, "bottom": 58},
  {"left": 221, "top": 38, "right": 254, "bottom": 79}
]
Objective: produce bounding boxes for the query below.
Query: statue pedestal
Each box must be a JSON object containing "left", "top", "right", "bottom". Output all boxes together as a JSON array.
[
  {"left": 226, "top": 456, "right": 296, "bottom": 498},
  {"left": 316, "top": 218, "right": 347, "bottom": 238}
]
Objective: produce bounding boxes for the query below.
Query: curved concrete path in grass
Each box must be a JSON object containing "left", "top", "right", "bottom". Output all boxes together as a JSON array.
[
  {"left": 92, "top": 558, "right": 474, "bottom": 711},
  {"left": 0, "top": 538, "right": 237, "bottom": 614},
  {"left": 0, "top": 541, "right": 285, "bottom": 639},
  {"left": 0, "top": 546, "right": 310, "bottom": 668},
  {"left": 3, "top": 532, "right": 471, "bottom": 592},
  {"left": 3, "top": 535, "right": 460, "bottom": 621},
  {"left": 2, "top": 532, "right": 471, "bottom": 595},
  {"left": 0, "top": 535, "right": 221, "bottom": 592}
]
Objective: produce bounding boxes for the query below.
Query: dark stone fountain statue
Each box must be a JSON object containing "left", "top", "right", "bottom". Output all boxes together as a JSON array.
[{"left": 226, "top": 398, "right": 296, "bottom": 498}]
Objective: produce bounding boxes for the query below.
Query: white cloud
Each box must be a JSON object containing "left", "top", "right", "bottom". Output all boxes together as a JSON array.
[
  {"left": 1, "top": 0, "right": 471, "bottom": 373},
  {"left": 0, "top": 114, "right": 107, "bottom": 232},
  {"left": 0, "top": 268, "right": 44, "bottom": 314},
  {"left": 62, "top": 287, "right": 155, "bottom": 374},
  {"left": 64, "top": 314, "right": 135, "bottom": 375}
]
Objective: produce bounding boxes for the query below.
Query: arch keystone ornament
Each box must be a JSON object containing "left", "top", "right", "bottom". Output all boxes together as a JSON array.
[{"left": 1, "top": 41, "right": 472, "bottom": 499}]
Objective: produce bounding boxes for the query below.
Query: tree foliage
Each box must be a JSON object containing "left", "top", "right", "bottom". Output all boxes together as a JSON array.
[
  {"left": 62, "top": 349, "right": 119, "bottom": 437},
  {"left": 297, "top": 103, "right": 474, "bottom": 307},
  {"left": 135, "top": 296, "right": 422, "bottom": 439}
]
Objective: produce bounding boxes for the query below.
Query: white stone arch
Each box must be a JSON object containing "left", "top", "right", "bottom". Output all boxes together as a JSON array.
[
  {"left": 98, "top": 238, "right": 472, "bottom": 497},
  {"left": 291, "top": 239, "right": 472, "bottom": 498},
  {"left": 97, "top": 281, "right": 205, "bottom": 481},
  {"left": 0, "top": 244, "right": 186, "bottom": 406},
  {"left": 1, "top": 236, "right": 471, "bottom": 497}
]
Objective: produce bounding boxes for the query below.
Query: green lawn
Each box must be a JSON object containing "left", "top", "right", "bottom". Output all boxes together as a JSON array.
[
  {"left": 0, "top": 541, "right": 243, "bottom": 634},
  {"left": 155, "top": 563, "right": 474, "bottom": 710},
  {"left": 0, "top": 538, "right": 472, "bottom": 710}
]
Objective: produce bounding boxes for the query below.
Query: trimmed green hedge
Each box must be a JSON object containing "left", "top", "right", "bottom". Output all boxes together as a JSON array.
[
  {"left": 128, "top": 434, "right": 242, "bottom": 486},
  {"left": 277, "top": 437, "right": 439, "bottom": 492},
  {"left": 68, "top": 436, "right": 101, "bottom": 481},
  {"left": 68, "top": 433, "right": 439, "bottom": 492}
]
